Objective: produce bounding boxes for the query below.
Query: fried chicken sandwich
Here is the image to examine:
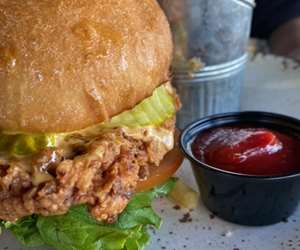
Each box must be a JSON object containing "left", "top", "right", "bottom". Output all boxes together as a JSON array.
[{"left": 0, "top": 1, "right": 182, "bottom": 249}]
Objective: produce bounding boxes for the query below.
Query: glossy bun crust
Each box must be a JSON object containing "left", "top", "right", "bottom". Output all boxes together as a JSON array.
[{"left": 0, "top": 0, "right": 172, "bottom": 133}]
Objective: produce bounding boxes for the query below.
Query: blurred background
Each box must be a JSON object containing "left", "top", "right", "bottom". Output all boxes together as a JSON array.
[{"left": 252, "top": 0, "right": 300, "bottom": 61}]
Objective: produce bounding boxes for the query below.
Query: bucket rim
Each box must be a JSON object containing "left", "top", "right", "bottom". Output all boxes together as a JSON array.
[
  {"left": 174, "top": 54, "right": 248, "bottom": 80},
  {"left": 235, "top": 0, "right": 256, "bottom": 8}
]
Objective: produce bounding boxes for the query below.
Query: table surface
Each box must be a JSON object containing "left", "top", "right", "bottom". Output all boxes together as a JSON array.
[{"left": 1, "top": 54, "right": 300, "bottom": 250}]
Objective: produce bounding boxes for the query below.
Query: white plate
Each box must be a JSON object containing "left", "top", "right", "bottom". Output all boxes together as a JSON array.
[{"left": 1, "top": 54, "right": 300, "bottom": 250}]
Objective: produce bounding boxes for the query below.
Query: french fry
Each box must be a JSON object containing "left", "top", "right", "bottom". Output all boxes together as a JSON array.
[{"left": 169, "top": 179, "right": 199, "bottom": 209}]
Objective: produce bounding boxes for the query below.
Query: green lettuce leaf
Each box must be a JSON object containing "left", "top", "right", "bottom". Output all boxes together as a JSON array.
[
  {"left": 1, "top": 216, "right": 45, "bottom": 247},
  {"left": 2, "top": 178, "right": 176, "bottom": 250}
]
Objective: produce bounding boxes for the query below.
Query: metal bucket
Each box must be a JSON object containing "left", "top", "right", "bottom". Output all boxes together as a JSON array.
[
  {"left": 159, "top": 0, "right": 254, "bottom": 72},
  {"left": 174, "top": 54, "right": 248, "bottom": 129}
]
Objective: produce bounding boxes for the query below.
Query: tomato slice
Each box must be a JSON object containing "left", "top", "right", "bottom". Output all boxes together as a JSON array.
[{"left": 136, "top": 146, "right": 184, "bottom": 192}]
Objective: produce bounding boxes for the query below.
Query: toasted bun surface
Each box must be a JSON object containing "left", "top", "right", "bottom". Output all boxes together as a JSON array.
[{"left": 0, "top": 0, "right": 172, "bottom": 133}]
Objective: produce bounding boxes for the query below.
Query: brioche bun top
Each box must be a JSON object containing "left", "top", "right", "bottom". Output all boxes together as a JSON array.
[{"left": 0, "top": 0, "right": 172, "bottom": 133}]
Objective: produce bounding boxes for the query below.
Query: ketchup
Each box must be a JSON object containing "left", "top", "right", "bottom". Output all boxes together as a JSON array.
[{"left": 191, "top": 126, "right": 300, "bottom": 176}]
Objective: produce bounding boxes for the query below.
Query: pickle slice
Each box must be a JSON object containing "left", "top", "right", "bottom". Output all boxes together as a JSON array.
[
  {"left": 0, "top": 134, "right": 57, "bottom": 157},
  {"left": 0, "top": 85, "right": 176, "bottom": 156}
]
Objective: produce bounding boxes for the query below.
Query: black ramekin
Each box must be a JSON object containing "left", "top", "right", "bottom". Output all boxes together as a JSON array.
[{"left": 180, "top": 111, "right": 300, "bottom": 226}]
